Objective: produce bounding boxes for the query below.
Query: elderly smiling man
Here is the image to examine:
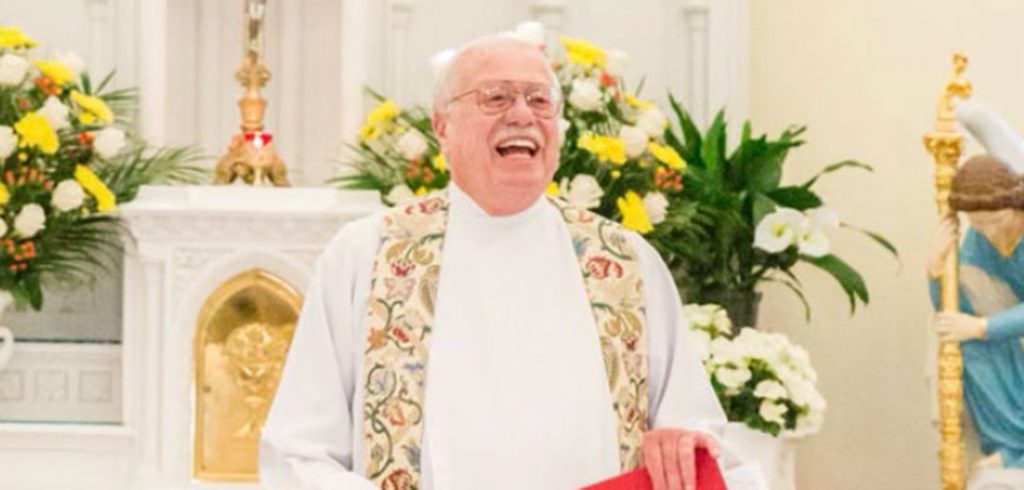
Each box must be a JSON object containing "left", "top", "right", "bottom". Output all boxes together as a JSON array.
[{"left": 260, "top": 35, "right": 758, "bottom": 490}]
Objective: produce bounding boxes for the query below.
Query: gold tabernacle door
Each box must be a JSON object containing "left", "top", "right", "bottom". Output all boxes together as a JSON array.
[{"left": 192, "top": 269, "right": 301, "bottom": 481}]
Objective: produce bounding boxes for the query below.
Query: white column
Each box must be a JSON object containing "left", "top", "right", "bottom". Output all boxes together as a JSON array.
[
  {"left": 385, "top": 0, "right": 414, "bottom": 104},
  {"left": 680, "top": 0, "right": 710, "bottom": 127},
  {"left": 708, "top": 0, "right": 750, "bottom": 129},
  {"left": 125, "top": 250, "right": 167, "bottom": 488},
  {"left": 136, "top": 0, "right": 169, "bottom": 145},
  {"left": 340, "top": 0, "right": 372, "bottom": 152},
  {"left": 529, "top": 0, "right": 567, "bottom": 49},
  {"left": 86, "top": 0, "right": 115, "bottom": 80}
]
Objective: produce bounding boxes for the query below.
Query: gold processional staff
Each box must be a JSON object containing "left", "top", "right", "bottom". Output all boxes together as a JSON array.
[{"left": 922, "top": 51, "right": 971, "bottom": 490}]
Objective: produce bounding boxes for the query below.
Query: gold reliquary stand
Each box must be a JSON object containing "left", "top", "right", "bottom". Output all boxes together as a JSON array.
[{"left": 214, "top": 0, "right": 290, "bottom": 187}]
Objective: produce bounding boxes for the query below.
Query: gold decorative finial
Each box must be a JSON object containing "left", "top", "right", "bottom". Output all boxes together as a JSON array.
[
  {"left": 214, "top": 0, "right": 290, "bottom": 187},
  {"left": 934, "top": 51, "right": 972, "bottom": 133},
  {"left": 923, "top": 52, "right": 970, "bottom": 490}
]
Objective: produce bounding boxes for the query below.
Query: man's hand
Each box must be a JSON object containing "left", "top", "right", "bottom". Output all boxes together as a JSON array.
[
  {"left": 934, "top": 311, "right": 987, "bottom": 342},
  {"left": 643, "top": 428, "right": 720, "bottom": 490}
]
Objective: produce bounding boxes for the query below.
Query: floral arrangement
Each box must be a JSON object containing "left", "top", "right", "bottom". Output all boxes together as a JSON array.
[
  {"left": 335, "top": 22, "right": 894, "bottom": 320},
  {"left": 0, "top": 25, "right": 202, "bottom": 309},
  {"left": 685, "top": 303, "right": 825, "bottom": 437}
]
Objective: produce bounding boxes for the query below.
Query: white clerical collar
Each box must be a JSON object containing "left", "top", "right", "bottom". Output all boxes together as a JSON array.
[{"left": 448, "top": 182, "right": 548, "bottom": 226}]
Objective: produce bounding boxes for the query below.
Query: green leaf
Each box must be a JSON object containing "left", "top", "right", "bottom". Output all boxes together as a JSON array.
[
  {"left": 766, "top": 186, "right": 823, "bottom": 210},
  {"left": 668, "top": 94, "right": 702, "bottom": 164},
  {"left": 25, "top": 274, "right": 42, "bottom": 310},
  {"left": 762, "top": 277, "right": 811, "bottom": 321},
  {"left": 802, "top": 160, "right": 873, "bottom": 188},
  {"left": 804, "top": 254, "right": 870, "bottom": 313},
  {"left": 701, "top": 110, "right": 726, "bottom": 189},
  {"left": 751, "top": 192, "right": 776, "bottom": 225},
  {"left": 841, "top": 223, "right": 900, "bottom": 259}
]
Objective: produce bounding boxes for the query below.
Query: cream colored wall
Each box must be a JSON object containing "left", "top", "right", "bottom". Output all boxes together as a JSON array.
[{"left": 750, "top": 1, "right": 1024, "bottom": 488}]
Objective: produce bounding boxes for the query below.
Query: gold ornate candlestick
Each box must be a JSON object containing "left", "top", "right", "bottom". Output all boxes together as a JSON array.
[
  {"left": 214, "top": 0, "right": 290, "bottom": 186},
  {"left": 922, "top": 51, "right": 971, "bottom": 490}
]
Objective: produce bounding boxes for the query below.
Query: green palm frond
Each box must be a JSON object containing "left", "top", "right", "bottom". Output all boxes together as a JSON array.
[{"left": 96, "top": 145, "right": 208, "bottom": 202}]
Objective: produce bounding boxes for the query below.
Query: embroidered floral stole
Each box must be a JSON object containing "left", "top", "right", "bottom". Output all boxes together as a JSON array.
[{"left": 361, "top": 192, "right": 649, "bottom": 489}]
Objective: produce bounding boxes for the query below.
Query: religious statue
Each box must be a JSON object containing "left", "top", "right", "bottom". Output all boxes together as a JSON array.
[
  {"left": 927, "top": 103, "right": 1024, "bottom": 488},
  {"left": 214, "top": 0, "right": 290, "bottom": 187}
]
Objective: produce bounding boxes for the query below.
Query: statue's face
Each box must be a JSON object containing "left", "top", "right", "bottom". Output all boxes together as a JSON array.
[{"left": 967, "top": 208, "right": 1019, "bottom": 235}]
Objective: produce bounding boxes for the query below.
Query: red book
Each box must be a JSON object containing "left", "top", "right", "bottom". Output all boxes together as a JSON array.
[{"left": 580, "top": 448, "right": 727, "bottom": 490}]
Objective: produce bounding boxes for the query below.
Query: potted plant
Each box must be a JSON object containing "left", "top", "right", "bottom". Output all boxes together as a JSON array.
[{"left": 652, "top": 105, "right": 897, "bottom": 326}]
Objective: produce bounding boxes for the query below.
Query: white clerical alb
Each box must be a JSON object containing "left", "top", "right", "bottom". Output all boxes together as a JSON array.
[{"left": 260, "top": 184, "right": 738, "bottom": 490}]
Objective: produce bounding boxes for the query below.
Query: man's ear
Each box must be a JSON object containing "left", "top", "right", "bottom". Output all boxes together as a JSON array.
[{"left": 432, "top": 108, "right": 447, "bottom": 140}]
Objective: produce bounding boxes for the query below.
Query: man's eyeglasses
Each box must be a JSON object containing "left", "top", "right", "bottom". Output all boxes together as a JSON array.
[{"left": 447, "top": 81, "right": 561, "bottom": 119}]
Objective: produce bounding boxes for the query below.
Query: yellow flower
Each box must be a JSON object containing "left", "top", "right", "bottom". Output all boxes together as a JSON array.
[
  {"left": 546, "top": 181, "right": 559, "bottom": 196},
  {"left": 71, "top": 91, "right": 113, "bottom": 124},
  {"left": 431, "top": 153, "right": 447, "bottom": 172},
  {"left": 578, "top": 132, "right": 626, "bottom": 165},
  {"left": 617, "top": 191, "right": 653, "bottom": 234},
  {"left": 648, "top": 142, "right": 687, "bottom": 170},
  {"left": 358, "top": 99, "right": 400, "bottom": 142},
  {"left": 0, "top": 183, "right": 9, "bottom": 205},
  {"left": 624, "top": 94, "right": 654, "bottom": 109},
  {"left": 14, "top": 112, "right": 58, "bottom": 154},
  {"left": 415, "top": 186, "right": 427, "bottom": 196},
  {"left": 0, "top": 26, "right": 37, "bottom": 49},
  {"left": 33, "top": 60, "right": 75, "bottom": 86},
  {"left": 74, "top": 165, "right": 116, "bottom": 212},
  {"left": 559, "top": 36, "right": 606, "bottom": 67}
]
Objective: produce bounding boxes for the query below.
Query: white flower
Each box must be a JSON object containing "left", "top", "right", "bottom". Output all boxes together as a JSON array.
[
  {"left": 568, "top": 78, "right": 603, "bottom": 112},
  {"left": 51, "top": 180, "right": 85, "bottom": 211},
  {"left": 793, "top": 410, "right": 824, "bottom": 437},
  {"left": 396, "top": 130, "right": 428, "bottom": 160},
  {"left": 715, "top": 365, "right": 752, "bottom": 390},
  {"left": 619, "top": 125, "right": 648, "bottom": 158},
  {"left": 385, "top": 184, "right": 416, "bottom": 205},
  {"left": 558, "top": 118, "right": 570, "bottom": 144},
  {"left": 39, "top": 96, "right": 70, "bottom": 130},
  {"left": 753, "top": 380, "right": 788, "bottom": 401},
  {"left": 643, "top": 191, "right": 668, "bottom": 225},
  {"left": 759, "top": 400, "right": 788, "bottom": 426},
  {"left": 559, "top": 174, "right": 603, "bottom": 210},
  {"left": 808, "top": 206, "right": 839, "bottom": 228},
  {"left": 636, "top": 106, "right": 668, "bottom": 138},
  {"left": 0, "top": 54, "right": 29, "bottom": 86},
  {"left": 709, "top": 337, "right": 744, "bottom": 366},
  {"left": 797, "top": 226, "right": 830, "bottom": 257},
  {"left": 511, "top": 21, "right": 545, "bottom": 47},
  {"left": 93, "top": 127, "right": 126, "bottom": 158},
  {"left": 710, "top": 307, "right": 733, "bottom": 335},
  {"left": 754, "top": 207, "right": 804, "bottom": 253},
  {"left": 795, "top": 207, "right": 838, "bottom": 257},
  {"left": 605, "top": 49, "right": 628, "bottom": 77},
  {"left": 689, "top": 328, "right": 712, "bottom": 362},
  {"left": 431, "top": 48, "right": 457, "bottom": 79},
  {"left": 0, "top": 126, "right": 16, "bottom": 160},
  {"left": 682, "top": 304, "right": 712, "bottom": 329},
  {"left": 58, "top": 51, "right": 86, "bottom": 79},
  {"left": 0, "top": 218, "right": 7, "bottom": 238},
  {"left": 14, "top": 204, "right": 46, "bottom": 237}
]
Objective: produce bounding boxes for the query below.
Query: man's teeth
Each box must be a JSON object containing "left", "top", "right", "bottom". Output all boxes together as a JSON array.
[{"left": 497, "top": 138, "right": 538, "bottom": 151}]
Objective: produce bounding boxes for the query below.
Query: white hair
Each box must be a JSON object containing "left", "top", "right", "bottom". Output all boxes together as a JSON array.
[{"left": 431, "top": 34, "right": 559, "bottom": 111}]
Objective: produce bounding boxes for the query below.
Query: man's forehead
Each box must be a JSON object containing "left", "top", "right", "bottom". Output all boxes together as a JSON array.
[{"left": 450, "top": 42, "right": 551, "bottom": 86}]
